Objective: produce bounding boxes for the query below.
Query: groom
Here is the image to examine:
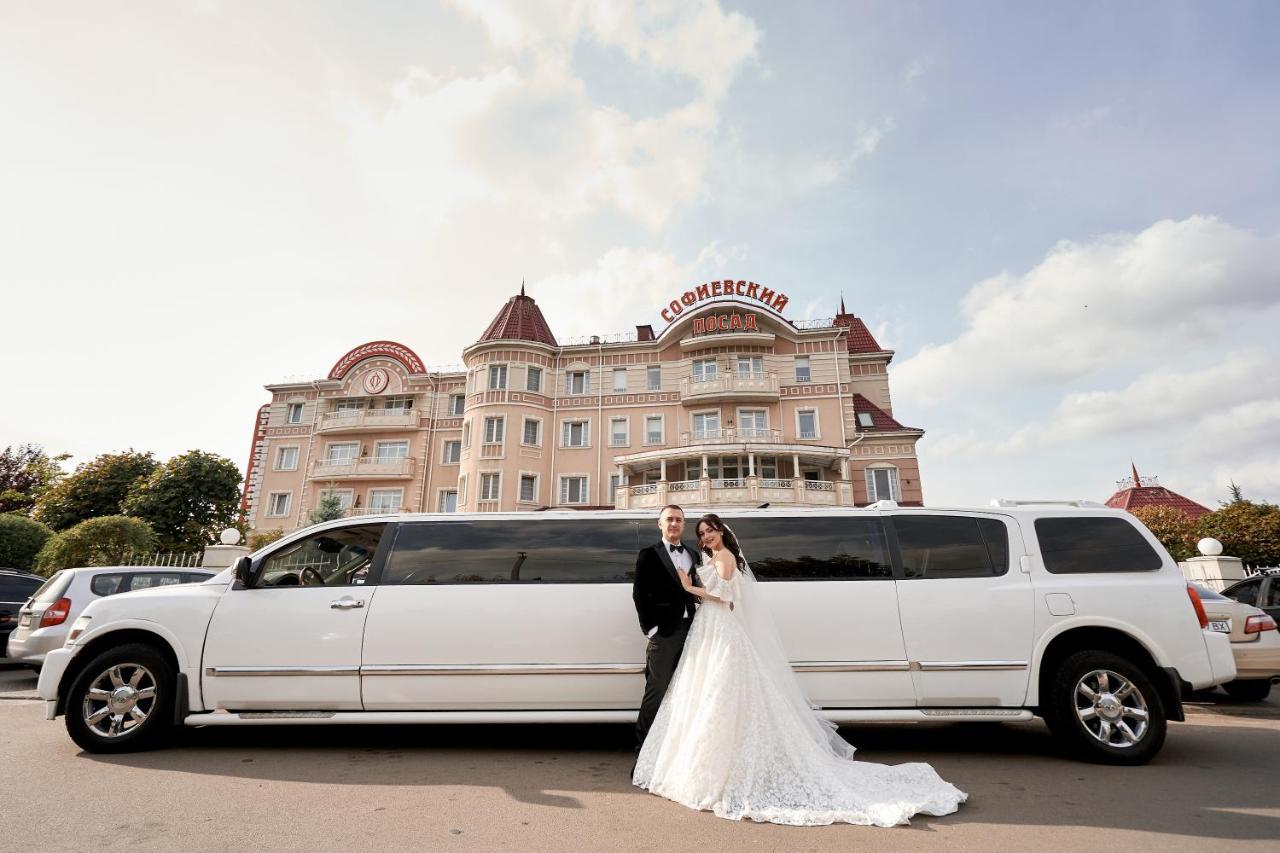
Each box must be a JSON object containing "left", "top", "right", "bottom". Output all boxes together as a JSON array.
[{"left": 632, "top": 503, "right": 702, "bottom": 756}]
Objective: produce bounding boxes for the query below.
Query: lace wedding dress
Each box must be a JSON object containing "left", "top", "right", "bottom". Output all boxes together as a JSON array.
[{"left": 632, "top": 559, "right": 968, "bottom": 826}]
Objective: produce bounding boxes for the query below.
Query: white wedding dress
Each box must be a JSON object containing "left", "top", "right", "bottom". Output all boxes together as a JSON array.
[{"left": 632, "top": 558, "right": 968, "bottom": 826}]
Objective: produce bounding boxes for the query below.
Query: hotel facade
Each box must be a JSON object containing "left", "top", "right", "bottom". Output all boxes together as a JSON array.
[{"left": 242, "top": 283, "right": 926, "bottom": 532}]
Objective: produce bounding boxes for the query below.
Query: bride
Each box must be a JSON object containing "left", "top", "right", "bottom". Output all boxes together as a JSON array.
[{"left": 631, "top": 513, "right": 968, "bottom": 826}]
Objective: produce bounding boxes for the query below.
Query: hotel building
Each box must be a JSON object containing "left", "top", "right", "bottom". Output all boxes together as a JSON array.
[{"left": 242, "top": 283, "right": 926, "bottom": 531}]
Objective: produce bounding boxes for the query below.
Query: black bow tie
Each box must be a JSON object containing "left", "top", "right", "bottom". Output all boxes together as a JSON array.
[{"left": 668, "top": 543, "right": 685, "bottom": 554}]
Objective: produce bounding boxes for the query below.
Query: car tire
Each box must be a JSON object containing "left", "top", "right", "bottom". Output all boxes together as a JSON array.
[
  {"left": 1044, "top": 649, "right": 1167, "bottom": 765},
  {"left": 64, "top": 643, "right": 175, "bottom": 754},
  {"left": 1222, "top": 679, "right": 1272, "bottom": 702}
]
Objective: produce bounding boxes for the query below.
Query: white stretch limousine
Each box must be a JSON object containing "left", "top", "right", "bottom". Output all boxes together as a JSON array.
[{"left": 38, "top": 503, "right": 1235, "bottom": 764}]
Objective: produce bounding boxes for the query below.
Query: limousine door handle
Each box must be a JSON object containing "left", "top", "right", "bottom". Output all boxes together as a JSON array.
[{"left": 330, "top": 599, "right": 366, "bottom": 610}]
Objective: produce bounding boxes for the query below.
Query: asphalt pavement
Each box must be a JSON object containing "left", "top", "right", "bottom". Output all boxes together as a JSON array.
[{"left": 1, "top": 665, "right": 1277, "bottom": 852}]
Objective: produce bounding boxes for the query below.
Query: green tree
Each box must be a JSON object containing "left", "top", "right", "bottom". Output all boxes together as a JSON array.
[
  {"left": 247, "top": 528, "right": 285, "bottom": 550},
  {"left": 0, "top": 514, "right": 55, "bottom": 572},
  {"left": 1198, "top": 500, "right": 1280, "bottom": 567},
  {"left": 35, "top": 515, "right": 156, "bottom": 575},
  {"left": 0, "top": 444, "right": 68, "bottom": 514},
  {"left": 308, "top": 490, "right": 346, "bottom": 525},
  {"left": 1130, "top": 505, "right": 1198, "bottom": 561},
  {"left": 34, "top": 450, "right": 158, "bottom": 531},
  {"left": 123, "top": 450, "right": 242, "bottom": 551}
]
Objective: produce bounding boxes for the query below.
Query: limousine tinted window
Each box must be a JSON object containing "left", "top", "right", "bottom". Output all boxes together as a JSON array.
[
  {"left": 1035, "top": 516, "right": 1162, "bottom": 574},
  {"left": 383, "top": 520, "right": 643, "bottom": 584},
  {"left": 893, "top": 515, "right": 1009, "bottom": 579},
  {"left": 731, "top": 517, "right": 891, "bottom": 580},
  {"left": 258, "top": 523, "right": 386, "bottom": 587}
]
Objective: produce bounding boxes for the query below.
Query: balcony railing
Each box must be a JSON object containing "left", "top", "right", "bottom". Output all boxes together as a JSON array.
[
  {"left": 341, "top": 506, "right": 403, "bottom": 517},
  {"left": 318, "top": 408, "right": 417, "bottom": 432},
  {"left": 680, "top": 428, "right": 782, "bottom": 446},
  {"left": 624, "top": 476, "right": 846, "bottom": 509},
  {"left": 666, "top": 479, "right": 699, "bottom": 493},
  {"left": 803, "top": 479, "right": 834, "bottom": 492},
  {"left": 680, "top": 371, "right": 779, "bottom": 402},
  {"left": 310, "top": 457, "right": 415, "bottom": 479}
]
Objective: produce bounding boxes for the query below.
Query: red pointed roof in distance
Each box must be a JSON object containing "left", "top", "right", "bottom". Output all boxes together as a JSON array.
[
  {"left": 833, "top": 312, "right": 883, "bottom": 353},
  {"left": 479, "top": 288, "right": 558, "bottom": 347},
  {"left": 851, "top": 394, "right": 919, "bottom": 431},
  {"left": 1104, "top": 466, "right": 1211, "bottom": 520}
]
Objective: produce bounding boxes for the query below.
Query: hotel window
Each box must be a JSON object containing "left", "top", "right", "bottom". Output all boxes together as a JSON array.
[
  {"left": 610, "top": 417, "right": 629, "bottom": 446},
  {"left": 865, "top": 466, "right": 901, "bottom": 502},
  {"left": 479, "top": 473, "right": 501, "bottom": 502},
  {"left": 458, "top": 475, "right": 467, "bottom": 503},
  {"left": 562, "top": 420, "right": 589, "bottom": 448},
  {"left": 449, "top": 394, "right": 465, "bottom": 416},
  {"left": 738, "top": 409, "right": 767, "bottom": 439},
  {"left": 519, "top": 474, "right": 538, "bottom": 503},
  {"left": 647, "top": 365, "right": 661, "bottom": 390},
  {"left": 797, "top": 409, "right": 818, "bottom": 440},
  {"left": 737, "top": 356, "right": 763, "bottom": 377},
  {"left": 274, "top": 446, "right": 299, "bottom": 471},
  {"left": 438, "top": 490, "right": 458, "bottom": 513},
  {"left": 374, "top": 440, "right": 409, "bottom": 462},
  {"left": 794, "top": 356, "right": 811, "bottom": 383},
  {"left": 857, "top": 412, "right": 875, "bottom": 429},
  {"left": 335, "top": 399, "right": 364, "bottom": 413},
  {"left": 526, "top": 366, "right": 543, "bottom": 392},
  {"left": 325, "top": 442, "right": 359, "bottom": 463},
  {"left": 383, "top": 396, "right": 413, "bottom": 413},
  {"left": 692, "top": 358, "right": 717, "bottom": 382},
  {"left": 267, "top": 492, "right": 292, "bottom": 517},
  {"left": 612, "top": 368, "right": 627, "bottom": 392},
  {"left": 483, "top": 416, "right": 505, "bottom": 444},
  {"left": 462, "top": 420, "right": 472, "bottom": 448},
  {"left": 522, "top": 418, "right": 541, "bottom": 446},
  {"left": 488, "top": 365, "right": 508, "bottom": 390},
  {"left": 442, "top": 440, "right": 461, "bottom": 464},
  {"left": 286, "top": 403, "right": 304, "bottom": 424},
  {"left": 566, "top": 370, "right": 590, "bottom": 395},
  {"left": 692, "top": 411, "right": 720, "bottom": 439},
  {"left": 760, "top": 456, "right": 779, "bottom": 479},
  {"left": 645, "top": 416, "right": 663, "bottom": 444},
  {"left": 318, "top": 489, "right": 353, "bottom": 512},
  {"left": 369, "top": 489, "right": 403, "bottom": 513},
  {"left": 559, "top": 476, "right": 588, "bottom": 505},
  {"left": 608, "top": 473, "right": 622, "bottom": 502}
]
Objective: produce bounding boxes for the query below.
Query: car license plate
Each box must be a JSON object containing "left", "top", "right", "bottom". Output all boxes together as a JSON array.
[
  {"left": 1209, "top": 619, "right": 1231, "bottom": 633},
  {"left": 18, "top": 613, "right": 31, "bottom": 628}
]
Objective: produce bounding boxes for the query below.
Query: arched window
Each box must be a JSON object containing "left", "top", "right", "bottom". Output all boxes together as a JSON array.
[{"left": 865, "top": 465, "right": 900, "bottom": 502}]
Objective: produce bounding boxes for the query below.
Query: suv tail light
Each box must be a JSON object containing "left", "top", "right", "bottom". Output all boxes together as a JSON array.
[
  {"left": 1186, "top": 584, "right": 1209, "bottom": 629},
  {"left": 1245, "top": 614, "right": 1278, "bottom": 635},
  {"left": 39, "top": 598, "right": 71, "bottom": 628}
]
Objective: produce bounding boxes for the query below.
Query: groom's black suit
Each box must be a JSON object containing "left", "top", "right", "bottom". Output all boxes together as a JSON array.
[{"left": 632, "top": 538, "right": 702, "bottom": 753}]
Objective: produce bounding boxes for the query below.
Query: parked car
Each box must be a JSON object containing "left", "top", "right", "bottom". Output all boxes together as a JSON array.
[
  {"left": 7, "top": 567, "right": 216, "bottom": 667},
  {"left": 37, "top": 504, "right": 1236, "bottom": 763},
  {"left": 1192, "top": 583, "right": 1280, "bottom": 701},
  {"left": 1221, "top": 568, "right": 1280, "bottom": 628},
  {"left": 1, "top": 569, "right": 45, "bottom": 660}
]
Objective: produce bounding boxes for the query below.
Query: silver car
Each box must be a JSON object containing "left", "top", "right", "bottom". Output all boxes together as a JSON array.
[{"left": 8, "top": 567, "right": 215, "bottom": 666}]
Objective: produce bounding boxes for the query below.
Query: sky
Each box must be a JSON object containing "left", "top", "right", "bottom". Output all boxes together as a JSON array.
[{"left": 2, "top": 0, "right": 1278, "bottom": 509}]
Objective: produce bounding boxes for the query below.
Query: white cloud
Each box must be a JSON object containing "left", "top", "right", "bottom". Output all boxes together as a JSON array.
[
  {"left": 903, "top": 59, "right": 926, "bottom": 85},
  {"left": 895, "top": 216, "right": 1280, "bottom": 405}
]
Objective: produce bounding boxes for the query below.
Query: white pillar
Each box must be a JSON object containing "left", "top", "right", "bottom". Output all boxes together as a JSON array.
[
  {"left": 748, "top": 453, "right": 756, "bottom": 476},
  {"left": 660, "top": 458, "right": 667, "bottom": 481},
  {"left": 792, "top": 453, "right": 801, "bottom": 478},
  {"left": 701, "top": 453, "right": 709, "bottom": 474}
]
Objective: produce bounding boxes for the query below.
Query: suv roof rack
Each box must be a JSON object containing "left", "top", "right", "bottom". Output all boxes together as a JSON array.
[{"left": 988, "top": 499, "right": 1106, "bottom": 508}]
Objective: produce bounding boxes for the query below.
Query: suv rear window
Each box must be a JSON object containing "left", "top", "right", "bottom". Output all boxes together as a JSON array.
[
  {"left": 90, "top": 574, "right": 127, "bottom": 596},
  {"left": 1035, "top": 517, "right": 1162, "bottom": 574},
  {"left": 32, "top": 571, "right": 73, "bottom": 604}
]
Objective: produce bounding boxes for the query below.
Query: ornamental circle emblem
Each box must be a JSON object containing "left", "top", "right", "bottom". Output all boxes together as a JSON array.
[{"left": 363, "top": 368, "right": 390, "bottom": 394}]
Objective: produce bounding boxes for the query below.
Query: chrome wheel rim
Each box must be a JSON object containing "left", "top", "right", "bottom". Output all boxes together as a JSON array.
[
  {"left": 1074, "top": 668, "right": 1148, "bottom": 749},
  {"left": 81, "top": 663, "right": 157, "bottom": 739}
]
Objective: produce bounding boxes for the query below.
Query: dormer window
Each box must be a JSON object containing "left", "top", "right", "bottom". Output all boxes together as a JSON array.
[{"left": 857, "top": 412, "right": 875, "bottom": 429}]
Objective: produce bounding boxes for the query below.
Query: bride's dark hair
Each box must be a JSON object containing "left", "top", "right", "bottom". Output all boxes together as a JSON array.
[{"left": 696, "top": 513, "right": 746, "bottom": 572}]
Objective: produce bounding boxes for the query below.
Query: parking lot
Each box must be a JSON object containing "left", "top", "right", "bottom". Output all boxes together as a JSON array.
[{"left": 2, "top": 666, "right": 1277, "bottom": 852}]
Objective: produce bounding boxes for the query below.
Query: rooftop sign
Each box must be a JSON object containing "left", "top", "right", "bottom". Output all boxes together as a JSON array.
[{"left": 661, "top": 281, "right": 788, "bottom": 324}]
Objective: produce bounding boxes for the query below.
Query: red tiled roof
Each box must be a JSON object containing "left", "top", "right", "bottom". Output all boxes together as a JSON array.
[
  {"left": 833, "top": 314, "right": 883, "bottom": 354},
  {"left": 1105, "top": 486, "right": 1211, "bottom": 520},
  {"left": 851, "top": 394, "right": 919, "bottom": 432},
  {"left": 479, "top": 291, "right": 557, "bottom": 347}
]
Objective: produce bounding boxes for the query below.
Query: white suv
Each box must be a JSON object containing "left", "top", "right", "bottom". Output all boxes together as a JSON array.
[{"left": 37, "top": 504, "right": 1234, "bottom": 763}]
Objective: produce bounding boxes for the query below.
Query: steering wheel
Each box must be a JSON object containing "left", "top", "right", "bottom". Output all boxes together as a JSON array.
[{"left": 299, "top": 567, "right": 324, "bottom": 587}]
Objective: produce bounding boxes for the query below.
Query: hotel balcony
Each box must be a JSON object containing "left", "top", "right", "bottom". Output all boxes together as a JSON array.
[
  {"left": 317, "top": 409, "right": 418, "bottom": 433},
  {"left": 679, "top": 428, "right": 782, "bottom": 446},
  {"left": 679, "top": 372, "right": 779, "bottom": 404},
  {"left": 618, "top": 476, "right": 850, "bottom": 510},
  {"left": 310, "top": 457, "right": 416, "bottom": 479}
]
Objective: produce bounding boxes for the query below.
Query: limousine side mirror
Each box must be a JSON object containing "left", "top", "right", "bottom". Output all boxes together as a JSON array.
[{"left": 234, "top": 556, "right": 253, "bottom": 588}]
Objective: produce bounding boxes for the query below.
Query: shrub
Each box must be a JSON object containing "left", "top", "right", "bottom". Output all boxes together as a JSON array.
[
  {"left": 0, "top": 513, "right": 54, "bottom": 572},
  {"left": 35, "top": 515, "right": 157, "bottom": 575},
  {"left": 247, "top": 528, "right": 285, "bottom": 550}
]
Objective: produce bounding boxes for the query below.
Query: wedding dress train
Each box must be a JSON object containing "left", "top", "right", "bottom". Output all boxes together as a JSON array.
[{"left": 632, "top": 560, "right": 967, "bottom": 826}]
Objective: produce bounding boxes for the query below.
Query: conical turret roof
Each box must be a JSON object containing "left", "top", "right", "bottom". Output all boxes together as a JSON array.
[{"left": 478, "top": 285, "right": 558, "bottom": 347}]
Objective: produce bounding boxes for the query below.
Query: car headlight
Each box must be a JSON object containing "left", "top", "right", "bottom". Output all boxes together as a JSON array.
[{"left": 66, "top": 615, "right": 91, "bottom": 644}]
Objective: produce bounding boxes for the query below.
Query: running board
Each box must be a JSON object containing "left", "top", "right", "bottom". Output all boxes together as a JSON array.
[{"left": 184, "top": 708, "right": 1034, "bottom": 726}]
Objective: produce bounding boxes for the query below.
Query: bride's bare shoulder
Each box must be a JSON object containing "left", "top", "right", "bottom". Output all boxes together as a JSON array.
[{"left": 714, "top": 549, "right": 736, "bottom": 580}]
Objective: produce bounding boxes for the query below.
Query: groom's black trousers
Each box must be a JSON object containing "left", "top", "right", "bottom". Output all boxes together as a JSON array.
[{"left": 635, "top": 619, "right": 691, "bottom": 753}]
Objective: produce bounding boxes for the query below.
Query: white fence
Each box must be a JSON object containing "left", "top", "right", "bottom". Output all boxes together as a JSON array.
[{"left": 121, "top": 551, "right": 204, "bottom": 568}]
